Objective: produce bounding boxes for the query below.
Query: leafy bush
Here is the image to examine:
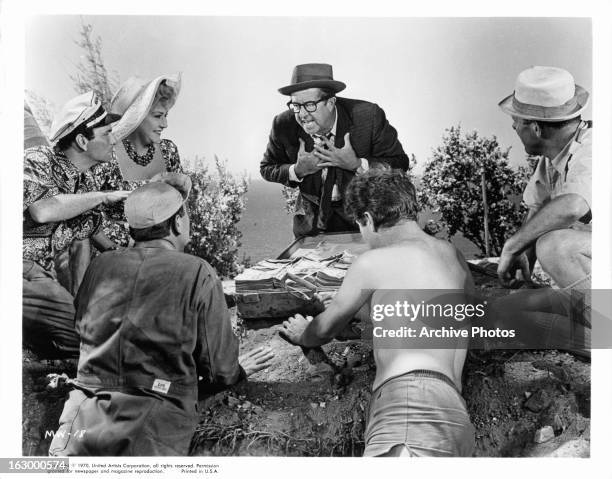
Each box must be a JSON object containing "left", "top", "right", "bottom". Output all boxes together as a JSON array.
[
  {"left": 419, "top": 125, "right": 531, "bottom": 256},
  {"left": 184, "top": 157, "right": 249, "bottom": 278}
]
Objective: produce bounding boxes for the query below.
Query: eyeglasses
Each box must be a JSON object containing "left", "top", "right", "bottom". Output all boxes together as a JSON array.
[{"left": 286, "top": 96, "right": 331, "bottom": 114}]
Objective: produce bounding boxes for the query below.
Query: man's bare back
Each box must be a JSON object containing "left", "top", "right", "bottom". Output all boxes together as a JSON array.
[
  {"left": 359, "top": 233, "right": 473, "bottom": 391},
  {"left": 281, "top": 222, "right": 473, "bottom": 390}
]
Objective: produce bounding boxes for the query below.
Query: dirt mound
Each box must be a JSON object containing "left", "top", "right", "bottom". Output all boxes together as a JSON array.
[
  {"left": 464, "top": 350, "right": 589, "bottom": 457},
  {"left": 22, "top": 269, "right": 590, "bottom": 457}
]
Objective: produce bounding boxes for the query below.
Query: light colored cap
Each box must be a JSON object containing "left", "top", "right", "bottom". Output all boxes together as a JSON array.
[
  {"left": 110, "top": 73, "right": 181, "bottom": 142},
  {"left": 499, "top": 66, "right": 589, "bottom": 121},
  {"left": 125, "top": 173, "right": 192, "bottom": 229},
  {"left": 48, "top": 91, "right": 110, "bottom": 143}
]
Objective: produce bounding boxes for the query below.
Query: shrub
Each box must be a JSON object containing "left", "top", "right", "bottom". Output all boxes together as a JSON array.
[
  {"left": 184, "top": 157, "right": 248, "bottom": 278},
  {"left": 419, "top": 125, "right": 530, "bottom": 256}
]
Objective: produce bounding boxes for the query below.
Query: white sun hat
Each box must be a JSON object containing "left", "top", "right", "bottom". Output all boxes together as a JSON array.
[
  {"left": 499, "top": 66, "right": 589, "bottom": 122},
  {"left": 109, "top": 73, "right": 181, "bottom": 142}
]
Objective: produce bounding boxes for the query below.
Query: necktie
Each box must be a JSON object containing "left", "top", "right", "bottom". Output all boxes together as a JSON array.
[{"left": 314, "top": 132, "right": 339, "bottom": 230}]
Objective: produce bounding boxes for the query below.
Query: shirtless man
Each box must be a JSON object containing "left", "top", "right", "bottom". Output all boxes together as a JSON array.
[{"left": 280, "top": 169, "right": 475, "bottom": 457}]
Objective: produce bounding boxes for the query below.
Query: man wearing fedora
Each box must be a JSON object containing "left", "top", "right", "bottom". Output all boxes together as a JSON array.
[
  {"left": 497, "top": 66, "right": 591, "bottom": 291},
  {"left": 23, "top": 91, "right": 130, "bottom": 359},
  {"left": 49, "top": 174, "right": 274, "bottom": 456},
  {"left": 260, "top": 63, "right": 409, "bottom": 237}
]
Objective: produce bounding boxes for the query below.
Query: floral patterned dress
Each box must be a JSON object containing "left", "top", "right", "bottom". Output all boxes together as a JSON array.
[
  {"left": 23, "top": 146, "right": 101, "bottom": 271},
  {"left": 92, "top": 139, "right": 183, "bottom": 247}
]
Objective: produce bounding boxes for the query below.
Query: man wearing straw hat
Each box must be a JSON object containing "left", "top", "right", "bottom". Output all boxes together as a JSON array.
[
  {"left": 23, "top": 92, "right": 129, "bottom": 359},
  {"left": 497, "top": 66, "right": 591, "bottom": 290},
  {"left": 260, "top": 63, "right": 409, "bottom": 237},
  {"left": 49, "top": 173, "right": 273, "bottom": 456}
]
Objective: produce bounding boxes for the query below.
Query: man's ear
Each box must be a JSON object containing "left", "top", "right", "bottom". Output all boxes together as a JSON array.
[
  {"left": 173, "top": 213, "right": 182, "bottom": 236},
  {"left": 75, "top": 133, "right": 89, "bottom": 151},
  {"left": 529, "top": 121, "right": 542, "bottom": 138}
]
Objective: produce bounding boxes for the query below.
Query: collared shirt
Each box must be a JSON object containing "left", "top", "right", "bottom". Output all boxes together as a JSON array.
[
  {"left": 522, "top": 121, "right": 592, "bottom": 219},
  {"left": 23, "top": 146, "right": 101, "bottom": 270}
]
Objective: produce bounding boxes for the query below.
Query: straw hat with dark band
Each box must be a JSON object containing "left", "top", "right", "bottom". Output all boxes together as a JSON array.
[{"left": 499, "top": 66, "right": 589, "bottom": 122}]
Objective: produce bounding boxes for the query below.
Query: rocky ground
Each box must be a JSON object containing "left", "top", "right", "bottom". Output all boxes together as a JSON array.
[{"left": 22, "top": 268, "right": 590, "bottom": 457}]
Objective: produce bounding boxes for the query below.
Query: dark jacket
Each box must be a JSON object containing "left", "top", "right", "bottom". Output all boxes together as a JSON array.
[
  {"left": 74, "top": 247, "right": 242, "bottom": 403},
  {"left": 49, "top": 247, "right": 242, "bottom": 455},
  {"left": 260, "top": 97, "right": 409, "bottom": 236}
]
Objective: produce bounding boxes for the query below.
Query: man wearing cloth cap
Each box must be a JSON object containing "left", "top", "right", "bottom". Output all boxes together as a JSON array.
[
  {"left": 497, "top": 66, "right": 591, "bottom": 290},
  {"left": 23, "top": 92, "right": 130, "bottom": 359},
  {"left": 260, "top": 63, "right": 409, "bottom": 237},
  {"left": 49, "top": 174, "right": 274, "bottom": 456}
]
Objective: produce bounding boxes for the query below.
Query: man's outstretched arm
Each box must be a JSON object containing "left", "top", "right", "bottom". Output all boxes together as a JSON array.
[
  {"left": 28, "top": 191, "right": 130, "bottom": 224},
  {"left": 281, "top": 254, "right": 372, "bottom": 348}
]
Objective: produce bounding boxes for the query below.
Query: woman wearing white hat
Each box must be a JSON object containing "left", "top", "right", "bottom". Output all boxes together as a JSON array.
[{"left": 93, "top": 74, "right": 183, "bottom": 247}]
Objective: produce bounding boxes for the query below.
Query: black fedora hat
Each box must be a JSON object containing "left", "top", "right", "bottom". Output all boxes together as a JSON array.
[{"left": 278, "top": 63, "right": 346, "bottom": 96}]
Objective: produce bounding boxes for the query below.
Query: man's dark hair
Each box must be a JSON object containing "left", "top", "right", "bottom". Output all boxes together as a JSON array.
[
  {"left": 129, "top": 205, "right": 186, "bottom": 242},
  {"left": 55, "top": 122, "right": 96, "bottom": 152},
  {"left": 534, "top": 116, "right": 581, "bottom": 140},
  {"left": 345, "top": 169, "right": 419, "bottom": 230}
]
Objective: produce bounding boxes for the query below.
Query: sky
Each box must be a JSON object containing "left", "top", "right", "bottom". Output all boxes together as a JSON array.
[{"left": 25, "top": 16, "right": 592, "bottom": 177}]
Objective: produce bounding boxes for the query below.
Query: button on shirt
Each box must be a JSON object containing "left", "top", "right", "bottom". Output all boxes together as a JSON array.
[{"left": 522, "top": 121, "right": 592, "bottom": 220}]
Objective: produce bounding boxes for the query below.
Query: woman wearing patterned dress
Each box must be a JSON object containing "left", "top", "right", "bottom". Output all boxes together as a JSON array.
[{"left": 94, "top": 74, "right": 183, "bottom": 246}]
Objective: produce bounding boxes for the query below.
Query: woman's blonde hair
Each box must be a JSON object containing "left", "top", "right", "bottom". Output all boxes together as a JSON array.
[{"left": 153, "top": 81, "right": 177, "bottom": 109}]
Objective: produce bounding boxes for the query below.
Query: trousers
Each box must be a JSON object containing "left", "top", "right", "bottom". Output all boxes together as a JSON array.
[
  {"left": 49, "top": 388, "right": 197, "bottom": 456},
  {"left": 22, "top": 260, "right": 80, "bottom": 358}
]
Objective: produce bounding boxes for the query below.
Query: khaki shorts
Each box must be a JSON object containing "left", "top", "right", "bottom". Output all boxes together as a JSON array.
[{"left": 364, "top": 370, "right": 475, "bottom": 457}]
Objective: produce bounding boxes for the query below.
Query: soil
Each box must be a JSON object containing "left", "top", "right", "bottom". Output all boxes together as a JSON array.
[{"left": 22, "top": 269, "right": 590, "bottom": 457}]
